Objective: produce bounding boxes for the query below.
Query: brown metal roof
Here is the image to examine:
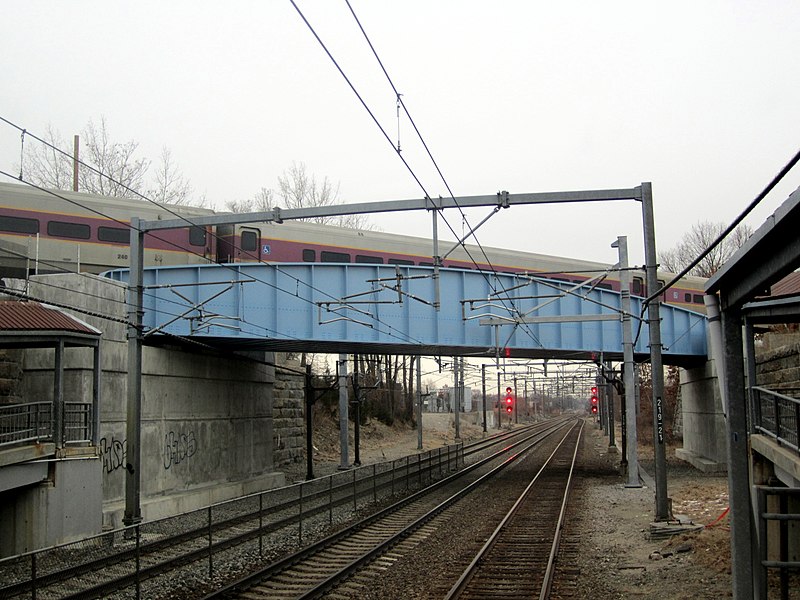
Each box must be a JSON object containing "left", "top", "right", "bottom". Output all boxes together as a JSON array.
[
  {"left": 769, "top": 271, "right": 800, "bottom": 299},
  {"left": 0, "top": 301, "right": 100, "bottom": 335}
]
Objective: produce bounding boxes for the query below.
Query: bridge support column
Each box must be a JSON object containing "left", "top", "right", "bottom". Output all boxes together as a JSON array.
[{"left": 338, "top": 354, "right": 350, "bottom": 470}]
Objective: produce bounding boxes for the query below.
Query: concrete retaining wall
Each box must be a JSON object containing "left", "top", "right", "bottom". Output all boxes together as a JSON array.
[{"left": 4, "top": 273, "right": 284, "bottom": 538}]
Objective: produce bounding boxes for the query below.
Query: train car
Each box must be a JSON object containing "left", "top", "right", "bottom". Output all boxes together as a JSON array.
[
  {"left": 0, "top": 181, "right": 707, "bottom": 312},
  {"left": 0, "top": 181, "right": 215, "bottom": 278},
  {"left": 219, "top": 220, "right": 708, "bottom": 312}
]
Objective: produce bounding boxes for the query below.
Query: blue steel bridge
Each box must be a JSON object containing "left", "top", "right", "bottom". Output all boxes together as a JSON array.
[{"left": 108, "top": 262, "right": 708, "bottom": 366}]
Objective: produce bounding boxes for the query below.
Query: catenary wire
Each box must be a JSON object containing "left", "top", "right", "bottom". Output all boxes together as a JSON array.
[
  {"left": 0, "top": 120, "right": 432, "bottom": 344},
  {"left": 0, "top": 161, "right": 430, "bottom": 348},
  {"left": 293, "top": 0, "right": 541, "bottom": 349}
]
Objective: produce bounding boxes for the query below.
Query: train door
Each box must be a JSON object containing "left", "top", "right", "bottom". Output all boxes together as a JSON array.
[{"left": 238, "top": 226, "right": 261, "bottom": 262}]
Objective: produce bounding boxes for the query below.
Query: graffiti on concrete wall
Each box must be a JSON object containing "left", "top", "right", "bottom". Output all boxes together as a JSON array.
[
  {"left": 99, "top": 436, "right": 127, "bottom": 474},
  {"left": 99, "top": 430, "right": 198, "bottom": 473},
  {"left": 163, "top": 430, "right": 197, "bottom": 470}
]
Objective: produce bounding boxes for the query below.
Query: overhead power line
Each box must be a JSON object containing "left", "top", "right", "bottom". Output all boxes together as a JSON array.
[{"left": 292, "top": 0, "right": 541, "bottom": 350}]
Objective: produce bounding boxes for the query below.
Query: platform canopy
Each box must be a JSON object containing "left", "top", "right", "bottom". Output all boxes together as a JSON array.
[{"left": 108, "top": 263, "right": 707, "bottom": 366}]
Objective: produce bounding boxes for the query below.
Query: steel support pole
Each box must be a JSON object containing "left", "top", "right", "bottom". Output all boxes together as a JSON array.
[
  {"left": 124, "top": 218, "right": 144, "bottom": 527},
  {"left": 352, "top": 356, "right": 361, "bottom": 467},
  {"left": 453, "top": 357, "right": 461, "bottom": 440},
  {"left": 606, "top": 360, "right": 616, "bottom": 449},
  {"left": 92, "top": 342, "right": 101, "bottom": 446},
  {"left": 338, "top": 354, "right": 349, "bottom": 470},
  {"left": 481, "top": 364, "right": 487, "bottom": 433},
  {"left": 417, "top": 359, "right": 423, "bottom": 450},
  {"left": 721, "top": 307, "right": 755, "bottom": 599},
  {"left": 614, "top": 236, "right": 640, "bottom": 487},
  {"left": 496, "top": 371, "right": 501, "bottom": 429},
  {"left": 431, "top": 208, "right": 441, "bottom": 310},
  {"left": 641, "top": 183, "right": 670, "bottom": 521},
  {"left": 53, "top": 339, "right": 64, "bottom": 449}
]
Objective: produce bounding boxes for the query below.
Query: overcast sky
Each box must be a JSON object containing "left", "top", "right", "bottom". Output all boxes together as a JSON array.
[{"left": 2, "top": 1, "right": 799, "bottom": 267}]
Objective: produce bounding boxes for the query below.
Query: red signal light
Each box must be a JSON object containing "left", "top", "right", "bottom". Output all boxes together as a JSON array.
[
  {"left": 591, "top": 405, "right": 598, "bottom": 414},
  {"left": 591, "top": 386, "right": 598, "bottom": 396}
]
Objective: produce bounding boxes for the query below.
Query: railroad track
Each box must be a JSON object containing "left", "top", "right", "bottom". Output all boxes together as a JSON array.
[
  {"left": 201, "top": 419, "right": 574, "bottom": 600},
  {"left": 0, "top": 419, "right": 566, "bottom": 600},
  {"left": 444, "top": 420, "right": 583, "bottom": 599}
]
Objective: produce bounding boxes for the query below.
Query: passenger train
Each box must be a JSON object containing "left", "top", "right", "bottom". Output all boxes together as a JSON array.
[{"left": 0, "top": 181, "right": 707, "bottom": 311}]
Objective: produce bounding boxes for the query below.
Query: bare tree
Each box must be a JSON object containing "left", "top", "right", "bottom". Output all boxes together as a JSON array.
[
  {"left": 226, "top": 162, "right": 375, "bottom": 230},
  {"left": 20, "top": 124, "right": 74, "bottom": 189},
  {"left": 658, "top": 220, "right": 752, "bottom": 277},
  {"left": 77, "top": 118, "right": 149, "bottom": 198},
  {"left": 149, "top": 147, "right": 201, "bottom": 206},
  {"left": 277, "top": 162, "right": 374, "bottom": 230},
  {"left": 224, "top": 187, "right": 274, "bottom": 213},
  {"left": 20, "top": 117, "right": 204, "bottom": 205}
]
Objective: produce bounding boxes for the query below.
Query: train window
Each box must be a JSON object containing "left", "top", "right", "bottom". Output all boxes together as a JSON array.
[
  {"left": 321, "top": 250, "right": 350, "bottom": 263},
  {"left": 47, "top": 220, "right": 90, "bottom": 240},
  {"left": 388, "top": 258, "right": 414, "bottom": 265},
  {"left": 632, "top": 277, "right": 643, "bottom": 296},
  {"left": 596, "top": 282, "right": 612, "bottom": 290},
  {"left": 419, "top": 262, "right": 434, "bottom": 267},
  {"left": 188, "top": 226, "right": 206, "bottom": 247},
  {"left": 355, "top": 254, "right": 383, "bottom": 264},
  {"left": 98, "top": 226, "right": 130, "bottom": 244},
  {"left": 302, "top": 249, "right": 316, "bottom": 262},
  {"left": 693, "top": 294, "right": 704, "bottom": 304},
  {"left": 241, "top": 230, "right": 258, "bottom": 252},
  {"left": 0, "top": 215, "right": 39, "bottom": 234},
  {"left": 684, "top": 293, "right": 692, "bottom": 303}
]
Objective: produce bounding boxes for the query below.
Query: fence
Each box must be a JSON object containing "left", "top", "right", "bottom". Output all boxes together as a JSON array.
[
  {"left": 752, "top": 386, "right": 800, "bottom": 453},
  {"left": 0, "top": 401, "right": 93, "bottom": 449},
  {"left": 0, "top": 442, "right": 463, "bottom": 600}
]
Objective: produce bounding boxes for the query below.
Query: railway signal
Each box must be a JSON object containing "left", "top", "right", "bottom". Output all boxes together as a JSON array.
[
  {"left": 590, "top": 386, "right": 598, "bottom": 414},
  {"left": 504, "top": 386, "right": 514, "bottom": 414}
]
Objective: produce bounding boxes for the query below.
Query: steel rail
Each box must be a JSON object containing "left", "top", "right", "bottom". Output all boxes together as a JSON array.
[
  {"left": 201, "top": 420, "right": 569, "bottom": 599},
  {"left": 0, "top": 419, "right": 559, "bottom": 600},
  {"left": 443, "top": 420, "right": 583, "bottom": 600}
]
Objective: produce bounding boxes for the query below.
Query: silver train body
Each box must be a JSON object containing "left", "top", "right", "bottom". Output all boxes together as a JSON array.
[{"left": 0, "top": 182, "right": 707, "bottom": 312}]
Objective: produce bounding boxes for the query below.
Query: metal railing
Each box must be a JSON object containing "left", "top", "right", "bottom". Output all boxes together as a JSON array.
[
  {"left": 64, "top": 402, "right": 93, "bottom": 444},
  {"left": 755, "top": 486, "right": 800, "bottom": 599},
  {"left": 0, "top": 402, "right": 52, "bottom": 447},
  {"left": 0, "top": 442, "right": 463, "bottom": 600},
  {"left": 751, "top": 386, "right": 800, "bottom": 453},
  {"left": 0, "top": 401, "right": 93, "bottom": 449}
]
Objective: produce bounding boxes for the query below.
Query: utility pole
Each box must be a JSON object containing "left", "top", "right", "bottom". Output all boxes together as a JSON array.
[
  {"left": 416, "top": 360, "right": 423, "bottom": 450},
  {"left": 453, "top": 357, "right": 461, "bottom": 440},
  {"left": 124, "top": 218, "right": 143, "bottom": 528},
  {"left": 496, "top": 370, "right": 501, "bottom": 429},
  {"left": 352, "top": 357, "right": 362, "bottom": 467},
  {"left": 641, "top": 183, "right": 670, "bottom": 520},
  {"left": 481, "top": 364, "right": 487, "bottom": 433},
  {"left": 613, "top": 236, "right": 640, "bottom": 487},
  {"left": 337, "top": 354, "right": 349, "bottom": 470}
]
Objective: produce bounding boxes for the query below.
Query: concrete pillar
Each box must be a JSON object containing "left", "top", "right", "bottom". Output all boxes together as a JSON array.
[{"left": 721, "top": 307, "right": 755, "bottom": 599}]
